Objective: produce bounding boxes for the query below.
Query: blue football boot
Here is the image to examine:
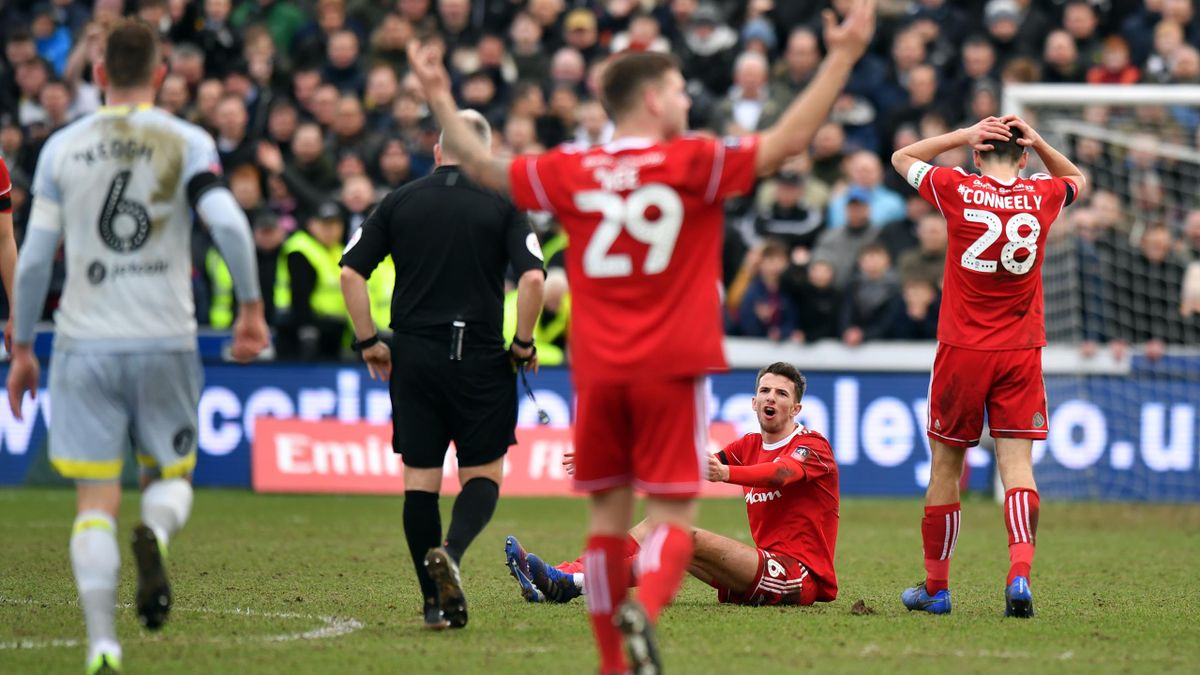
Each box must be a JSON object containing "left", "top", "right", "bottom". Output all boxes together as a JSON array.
[
  {"left": 1005, "top": 576, "right": 1035, "bottom": 618},
  {"left": 504, "top": 536, "right": 544, "bottom": 603},
  {"left": 901, "top": 581, "right": 952, "bottom": 614}
]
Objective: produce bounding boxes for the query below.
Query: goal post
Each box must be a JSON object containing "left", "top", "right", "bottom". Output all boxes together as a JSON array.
[{"left": 992, "top": 84, "right": 1200, "bottom": 502}]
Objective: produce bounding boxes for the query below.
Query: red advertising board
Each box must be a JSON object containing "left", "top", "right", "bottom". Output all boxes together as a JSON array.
[{"left": 252, "top": 418, "right": 745, "bottom": 497}]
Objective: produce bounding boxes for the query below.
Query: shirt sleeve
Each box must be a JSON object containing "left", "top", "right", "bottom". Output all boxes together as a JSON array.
[
  {"left": 508, "top": 152, "right": 562, "bottom": 214},
  {"left": 695, "top": 135, "right": 761, "bottom": 203},
  {"left": 790, "top": 441, "right": 836, "bottom": 482},
  {"left": 30, "top": 134, "right": 64, "bottom": 207},
  {"left": 505, "top": 206, "right": 546, "bottom": 277},
  {"left": 339, "top": 193, "right": 393, "bottom": 278},
  {"left": 183, "top": 126, "right": 225, "bottom": 207},
  {"left": 0, "top": 157, "right": 11, "bottom": 212},
  {"left": 719, "top": 436, "right": 750, "bottom": 466},
  {"left": 909, "top": 161, "right": 957, "bottom": 216}
]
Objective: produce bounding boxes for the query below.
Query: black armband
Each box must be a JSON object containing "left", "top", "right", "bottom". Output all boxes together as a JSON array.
[
  {"left": 716, "top": 450, "right": 729, "bottom": 465},
  {"left": 1063, "top": 179, "right": 1077, "bottom": 207},
  {"left": 0, "top": 195, "right": 11, "bottom": 212},
  {"left": 187, "top": 171, "right": 225, "bottom": 208}
]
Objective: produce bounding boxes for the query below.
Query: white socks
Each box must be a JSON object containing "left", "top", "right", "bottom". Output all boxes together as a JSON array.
[
  {"left": 70, "top": 511, "right": 120, "bottom": 659},
  {"left": 140, "top": 478, "right": 193, "bottom": 549}
]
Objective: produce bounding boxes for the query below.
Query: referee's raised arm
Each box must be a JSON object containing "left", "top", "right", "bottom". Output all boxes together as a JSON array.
[{"left": 407, "top": 41, "right": 515, "bottom": 194}]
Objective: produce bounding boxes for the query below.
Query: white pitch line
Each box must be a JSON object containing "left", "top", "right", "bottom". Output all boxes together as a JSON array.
[{"left": 0, "top": 599, "right": 363, "bottom": 650}]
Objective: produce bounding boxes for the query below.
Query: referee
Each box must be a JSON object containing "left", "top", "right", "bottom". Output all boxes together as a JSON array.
[{"left": 340, "top": 109, "right": 545, "bottom": 631}]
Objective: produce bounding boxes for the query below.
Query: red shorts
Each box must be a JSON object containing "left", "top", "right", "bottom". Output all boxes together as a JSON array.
[
  {"left": 572, "top": 376, "right": 708, "bottom": 497},
  {"left": 927, "top": 344, "right": 1048, "bottom": 448},
  {"left": 713, "top": 550, "right": 817, "bottom": 606}
]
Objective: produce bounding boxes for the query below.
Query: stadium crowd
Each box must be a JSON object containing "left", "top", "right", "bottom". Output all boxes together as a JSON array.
[{"left": 1, "top": 0, "right": 1199, "bottom": 360}]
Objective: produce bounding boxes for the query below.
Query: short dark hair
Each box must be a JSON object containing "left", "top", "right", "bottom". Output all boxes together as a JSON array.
[
  {"left": 859, "top": 241, "right": 890, "bottom": 259},
  {"left": 600, "top": 51, "right": 678, "bottom": 120},
  {"left": 979, "top": 124, "right": 1025, "bottom": 164},
  {"left": 755, "top": 362, "right": 807, "bottom": 401},
  {"left": 104, "top": 18, "right": 160, "bottom": 89}
]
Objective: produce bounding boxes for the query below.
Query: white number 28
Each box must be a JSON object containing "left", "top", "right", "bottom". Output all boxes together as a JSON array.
[
  {"left": 960, "top": 209, "right": 1042, "bottom": 275},
  {"left": 577, "top": 185, "right": 684, "bottom": 278}
]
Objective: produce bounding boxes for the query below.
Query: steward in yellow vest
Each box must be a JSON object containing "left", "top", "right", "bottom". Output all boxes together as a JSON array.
[{"left": 274, "top": 203, "right": 350, "bottom": 359}]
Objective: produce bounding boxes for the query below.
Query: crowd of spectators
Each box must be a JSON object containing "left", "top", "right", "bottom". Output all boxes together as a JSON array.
[{"left": 1, "top": 0, "right": 1199, "bottom": 360}]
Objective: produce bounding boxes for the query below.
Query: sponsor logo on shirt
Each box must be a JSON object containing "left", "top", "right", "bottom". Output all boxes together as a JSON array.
[
  {"left": 746, "top": 489, "right": 783, "bottom": 504},
  {"left": 87, "top": 260, "right": 107, "bottom": 285}
]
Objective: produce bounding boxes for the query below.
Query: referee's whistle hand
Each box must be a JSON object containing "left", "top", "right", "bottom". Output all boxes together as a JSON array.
[
  {"left": 512, "top": 344, "right": 538, "bottom": 374},
  {"left": 362, "top": 342, "right": 392, "bottom": 381}
]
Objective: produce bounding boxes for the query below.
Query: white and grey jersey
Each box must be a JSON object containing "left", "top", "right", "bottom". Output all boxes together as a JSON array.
[{"left": 29, "top": 105, "right": 224, "bottom": 348}]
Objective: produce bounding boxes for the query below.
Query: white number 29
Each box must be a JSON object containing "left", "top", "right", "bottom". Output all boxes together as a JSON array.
[
  {"left": 960, "top": 209, "right": 1042, "bottom": 275},
  {"left": 577, "top": 185, "right": 684, "bottom": 278}
]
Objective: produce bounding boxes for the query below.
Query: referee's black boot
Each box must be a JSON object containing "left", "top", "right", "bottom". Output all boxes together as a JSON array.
[{"left": 424, "top": 547, "right": 468, "bottom": 628}]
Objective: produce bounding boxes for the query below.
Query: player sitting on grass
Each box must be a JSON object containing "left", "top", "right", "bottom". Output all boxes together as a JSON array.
[
  {"left": 890, "top": 115, "right": 1084, "bottom": 618},
  {"left": 505, "top": 362, "right": 839, "bottom": 607}
]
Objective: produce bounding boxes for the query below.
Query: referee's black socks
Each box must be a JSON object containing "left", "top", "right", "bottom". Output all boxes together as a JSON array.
[
  {"left": 403, "top": 490, "right": 442, "bottom": 605},
  {"left": 444, "top": 477, "right": 500, "bottom": 564}
]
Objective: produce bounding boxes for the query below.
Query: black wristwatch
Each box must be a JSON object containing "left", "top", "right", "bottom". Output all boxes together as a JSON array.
[
  {"left": 511, "top": 336, "right": 535, "bottom": 350},
  {"left": 352, "top": 334, "right": 381, "bottom": 352}
]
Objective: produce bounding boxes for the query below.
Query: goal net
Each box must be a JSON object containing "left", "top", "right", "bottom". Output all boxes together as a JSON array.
[{"left": 1001, "top": 84, "right": 1200, "bottom": 502}]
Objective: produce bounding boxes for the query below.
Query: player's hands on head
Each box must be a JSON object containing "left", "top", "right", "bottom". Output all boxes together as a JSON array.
[
  {"left": 706, "top": 454, "right": 729, "bottom": 482},
  {"left": 5, "top": 348, "right": 38, "bottom": 420},
  {"left": 361, "top": 341, "right": 392, "bottom": 381},
  {"left": 963, "top": 116, "right": 1013, "bottom": 152},
  {"left": 405, "top": 41, "right": 451, "bottom": 99},
  {"left": 1000, "top": 115, "right": 1042, "bottom": 148},
  {"left": 822, "top": 0, "right": 877, "bottom": 58}
]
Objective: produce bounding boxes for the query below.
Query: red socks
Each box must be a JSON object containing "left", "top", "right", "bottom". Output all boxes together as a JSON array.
[
  {"left": 921, "top": 502, "right": 961, "bottom": 594},
  {"left": 635, "top": 525, "right": 693, "bottom": 622},
  {"left": 1005, "top": 488, "right": 1040, "bottom": 584},
  {"left": 584, "top": 535, "right": 629, "bottom": 674},
  {"left": 559, "top": 533, "right": 639, "bottom": 576}
]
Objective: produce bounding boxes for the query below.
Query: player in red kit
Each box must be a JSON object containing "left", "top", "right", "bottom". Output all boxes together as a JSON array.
[
  {"left": 0, "top": 157, "right": 18, "bottom": 350},
  {"left": 407, "top": 2, "right": 874, "bottom": 670},
  {"left": 506, "top": 363, "right": 839, "bottom": 608},
  {"left": 891, "top": 115, "right": 1086, "bottom": 618}
]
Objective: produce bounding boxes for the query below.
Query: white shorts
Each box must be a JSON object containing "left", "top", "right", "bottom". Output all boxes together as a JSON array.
[{"left": 49, "top": 349, "right": 202, "bottom": 481}]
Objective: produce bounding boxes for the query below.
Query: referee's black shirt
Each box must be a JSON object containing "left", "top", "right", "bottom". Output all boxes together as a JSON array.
[{"left": 340, "top": 165, "right": 544, "bottom": 347}]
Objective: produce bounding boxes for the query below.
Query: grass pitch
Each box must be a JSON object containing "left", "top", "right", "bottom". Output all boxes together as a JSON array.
[{"left": 1, "top": 489, "right": 1198, "bottom": 674}]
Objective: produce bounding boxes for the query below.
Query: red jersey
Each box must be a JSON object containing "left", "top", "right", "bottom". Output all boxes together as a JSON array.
[
  {"left": 722, "top": 425, "right": 839, "bottom": 601},
  {"left": 0, "top": 157, "right": 11, "bottom": 212},
  {"left": 509, "top": 135, "right": 759, "bottom": 386},
  {"left": 910, "top": 163, "right": 1075, "bottom": 350}
]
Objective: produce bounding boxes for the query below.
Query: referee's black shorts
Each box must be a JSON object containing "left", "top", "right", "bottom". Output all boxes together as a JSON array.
[{"left": 389, "top": 333, "right": 517, "bottom": 469}]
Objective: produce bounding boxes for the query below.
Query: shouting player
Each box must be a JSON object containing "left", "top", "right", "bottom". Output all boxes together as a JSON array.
[
  {"left": 407, "top": 2, "right": 874, "bottom": 671},
  {"left": 890, "top": 115, "right": 1085, "bottom": 617},
  {"left": 506, "top": 362, "right": 839, "bottom": 609},
  {"left": 6, "top": 19, "right": 269, "bottom": 674}
]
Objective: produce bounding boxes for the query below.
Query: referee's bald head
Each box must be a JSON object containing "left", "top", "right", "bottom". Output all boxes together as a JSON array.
[{"left": 437, "top": 109, "right": 492, "bottom": 164}]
